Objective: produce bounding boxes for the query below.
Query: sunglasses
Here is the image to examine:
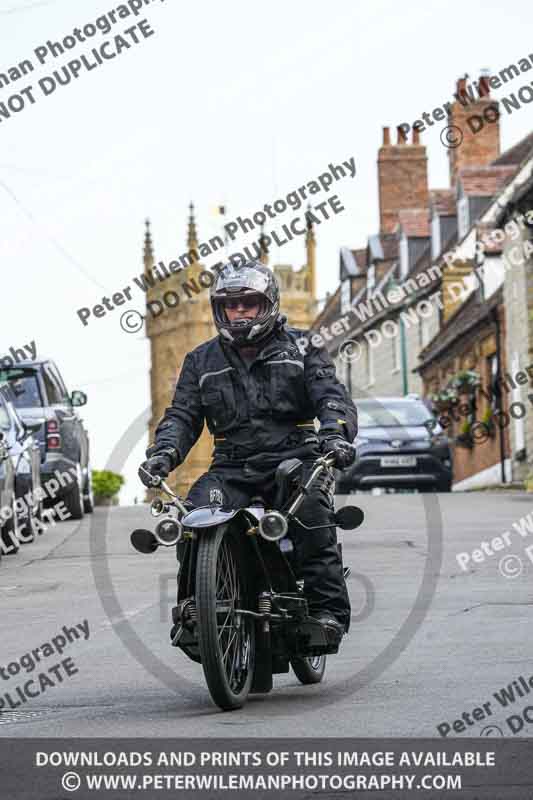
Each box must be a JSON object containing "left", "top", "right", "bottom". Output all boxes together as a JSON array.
[{"left": 223, "top": 296, "right": 261, "bottom": 310}]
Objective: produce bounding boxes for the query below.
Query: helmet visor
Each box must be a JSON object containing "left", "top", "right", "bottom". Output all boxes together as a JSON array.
[{"left": 214, "top": 264, "right": 270, "bottom": 295}]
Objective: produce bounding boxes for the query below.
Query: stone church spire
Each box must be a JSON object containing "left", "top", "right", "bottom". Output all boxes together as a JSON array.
[
  {"left": 143, "top": 218, "right": 154, "bottom": 274},
  {"left": 187, "top": 202, "right": 199, "bottom": 252},
  {"left": 259, "top": 222, "right": 269, "bottom": 265},
  {"left": 305, "top": 205, "right": 316, "bottom": 300}
]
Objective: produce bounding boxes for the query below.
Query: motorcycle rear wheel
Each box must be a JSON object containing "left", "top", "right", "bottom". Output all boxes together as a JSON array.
[
  {"left": 196, "top": 524, "right": 255, "bottom": 711},
  {"left": 290, "top": 654, "right": 326, "bottom": 684}
]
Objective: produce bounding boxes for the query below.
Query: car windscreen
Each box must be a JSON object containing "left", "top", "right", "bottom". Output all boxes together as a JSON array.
[
  {"left": 0, "top": 368, "right": 43, "bottom": 409},
  {"left": 357, "top": 400, "right": 433, "bottom": 428}
]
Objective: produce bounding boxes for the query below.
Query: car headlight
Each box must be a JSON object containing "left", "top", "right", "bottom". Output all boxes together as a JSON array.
[{"left": 431, "top": 433, "right": 448, "bottom": 446}]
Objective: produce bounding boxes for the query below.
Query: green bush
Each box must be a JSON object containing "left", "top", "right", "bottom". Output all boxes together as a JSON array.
[{"left": 92, "top": 470, "right": 125, "bottom": 498}]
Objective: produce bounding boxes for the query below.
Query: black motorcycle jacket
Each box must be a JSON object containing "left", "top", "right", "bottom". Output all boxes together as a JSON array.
[{"left": 152, "top": 320, "right": 358, "bottom": 464}]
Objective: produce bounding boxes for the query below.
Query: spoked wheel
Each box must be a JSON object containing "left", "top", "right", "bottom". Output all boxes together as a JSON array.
[
  {"left": 290, "top": 654, "right": 327, "bottom": 685},
  {"left": 196, "top": 524, "right": 255, "bottom": 711}
]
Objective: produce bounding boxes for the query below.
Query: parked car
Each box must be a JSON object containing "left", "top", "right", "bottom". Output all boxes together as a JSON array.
[
  {"left": 0, "top": 360, "right": 93, "bottom": 520},
  {"left": 0, "top": 383, "right": 42, "bottom": 554},
  {"left": 336, "top": 395, "right": 452, "bottom": 494}
]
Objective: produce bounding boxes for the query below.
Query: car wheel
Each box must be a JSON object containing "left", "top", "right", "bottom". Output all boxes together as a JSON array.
[
  {"left": 437, "top": 480, "right": 452, "bottom": 493},
  {"left": 18, "top": 502, "right": 36, "bottom": 544},
  {"left": 83, "top": 468, "right": 94, "bottom": 514},
  {"left": 63, "top": 463, "right": 85, "bottom": 521},
  {"left": 1, "top": 499, "right": 20, "bottom": 555}
]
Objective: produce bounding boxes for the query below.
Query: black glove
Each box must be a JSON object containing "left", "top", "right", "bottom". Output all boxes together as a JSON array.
[
  {"left": 320, "top": 435, "right": 356, "bottom": 469},
  {"left": 138, "top": 446, "right": 179, "bottom": 488}
]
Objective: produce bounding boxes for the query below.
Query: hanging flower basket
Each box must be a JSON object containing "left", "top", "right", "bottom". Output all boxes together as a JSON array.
[
  {"left": 448, "top": 370, "right": 481, "bottom": 395},
  {"left": 429, "top": 389, "right": 459, "bottom": 413}
]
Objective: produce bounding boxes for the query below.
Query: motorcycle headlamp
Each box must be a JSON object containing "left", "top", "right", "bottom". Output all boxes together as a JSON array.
[
  {"left": 154, "top": 517, "right": 182, "bottom": 546},
  {"left": 258, "top": 511, "right": 288, "bottom": 542}
]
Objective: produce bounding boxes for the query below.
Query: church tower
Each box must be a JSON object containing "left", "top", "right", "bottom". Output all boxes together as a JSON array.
[
  {"left": 145, "top": 206, "right": 318, "bottom": 496},
  {"left": 145, "top": 205, "right": 216, "bottom": 497}
]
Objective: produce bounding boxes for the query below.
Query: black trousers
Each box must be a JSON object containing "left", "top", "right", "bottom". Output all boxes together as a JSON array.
[{"left": 185, "top": 446, "right": 351, "bottom": 629}]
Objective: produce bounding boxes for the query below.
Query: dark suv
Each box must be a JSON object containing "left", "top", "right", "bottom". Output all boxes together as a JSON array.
[
  {"left": 0, "top": 359, "right": 93, "bottom": 519},
  {"left": 336, "top": 395, "right": 452, "bottom": 493}
]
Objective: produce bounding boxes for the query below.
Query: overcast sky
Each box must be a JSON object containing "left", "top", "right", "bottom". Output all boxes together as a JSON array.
[{"left": 1, "top": 0, "right": 531, "bottom": 503}]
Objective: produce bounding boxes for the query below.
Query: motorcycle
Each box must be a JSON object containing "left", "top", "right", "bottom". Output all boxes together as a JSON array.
[{"left": 132, "top": 453, "right": 364, "bottom": 711}]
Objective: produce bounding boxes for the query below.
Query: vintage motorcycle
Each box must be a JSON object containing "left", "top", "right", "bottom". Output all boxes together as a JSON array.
[{"left": 132, "top": 453, "right": 364, "bottom": 711}]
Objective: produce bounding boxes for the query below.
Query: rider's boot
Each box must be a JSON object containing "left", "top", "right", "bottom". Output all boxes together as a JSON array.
[{"left": 311, "top": 613, "right": 345, "bottom": 648}]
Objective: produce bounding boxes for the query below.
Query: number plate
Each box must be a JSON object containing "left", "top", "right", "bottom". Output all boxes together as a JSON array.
[{"left": 380, "top": 455, "right": 416, "bottom": 467}]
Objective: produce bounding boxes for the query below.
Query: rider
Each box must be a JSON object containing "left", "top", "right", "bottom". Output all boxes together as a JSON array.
[{"left": 138, "top": 259, "right": 358, "bottom": 646}]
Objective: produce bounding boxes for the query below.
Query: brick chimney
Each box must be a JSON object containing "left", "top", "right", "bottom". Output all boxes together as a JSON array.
[
  {"left": 378, "top": 126, "right": 429, "bottom": 234},
  {"left": 447, "top": 74, "right": 501, "bottom": 185}
]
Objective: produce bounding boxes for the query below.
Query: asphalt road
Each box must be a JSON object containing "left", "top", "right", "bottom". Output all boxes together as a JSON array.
[{"left": 1, "top": 491, "right": 532, "bottom": 738}]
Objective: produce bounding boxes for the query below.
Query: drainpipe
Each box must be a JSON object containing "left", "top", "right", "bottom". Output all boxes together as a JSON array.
[
  {"left": 399, "top": 313, "right": 409, "bottom": 396},
  {"left": 491, "top": 306, "right": 507, "bottom": 483}
]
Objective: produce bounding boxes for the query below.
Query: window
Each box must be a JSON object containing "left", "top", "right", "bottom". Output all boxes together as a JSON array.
[
  {"left": 431, "top": 213, "right": 441, "bottom": 260},
  {"left": 400, "top": 235, "right": 409, "bottom": 278},
  {"left": 356, "top": 398, "right": 433, "bottom": 428},
  {"left": 0, "top": 368, "right": 43, "bottom": 408},
  {"left": 367, "top": 264, "right": 376, "bottom": 296},
  {"left": 481, "top": 254, "right": 505, "bottom": 299},
  {"left": 487, "top": 353, "right": 499, "bottom": 405},
  {"left": 340, "top": 279, "right": 351, "bottom": 314},
  {"left": 43, "top": 365, "right": 64, "bottom": 405},
  {"left": 49, "top": 364, "right": 69, "bottom": 401},
  {"left": 457, "top": 195, "right": 470, "bottom": 239}
]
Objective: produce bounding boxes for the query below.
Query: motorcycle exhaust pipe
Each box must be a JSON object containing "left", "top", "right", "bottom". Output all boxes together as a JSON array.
[{"left": 258, "top": 511, "right": 288, "bottom": 542}]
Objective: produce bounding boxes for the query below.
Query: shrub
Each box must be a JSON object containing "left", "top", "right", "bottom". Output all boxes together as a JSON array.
[{"left": 92, "top": 470, "right": 125, "bottom": 499}]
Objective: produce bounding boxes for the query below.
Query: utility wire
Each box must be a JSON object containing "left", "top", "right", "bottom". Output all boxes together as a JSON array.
[
  {"left": 0, "top": 176, "right": 108, "bottom": 291},
  {"left": 0, "top": 0, "right": 60, "bottom": 15}
]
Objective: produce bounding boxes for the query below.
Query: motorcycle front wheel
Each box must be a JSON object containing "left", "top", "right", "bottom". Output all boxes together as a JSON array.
[{"left": 196, "top": 523, "right": 255, "bottom": 711}]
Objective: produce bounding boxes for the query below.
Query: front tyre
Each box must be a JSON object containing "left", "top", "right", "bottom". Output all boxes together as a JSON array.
[
  {"left": 83, "top": 468, "right": 95, "bottom": 514},
  {"left": 290, "top": 655, "right": 326, "bottom": 684},
  {"left": 196, "top": 524, "right": 255, "bottom": 711},
  {"left": 63, "top": 463, "right": 85, "bottom": 520}
]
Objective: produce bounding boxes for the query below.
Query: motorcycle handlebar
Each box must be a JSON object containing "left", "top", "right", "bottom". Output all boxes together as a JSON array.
[{"left": 145, "top": 453, "right": 336, "bottom": 518}]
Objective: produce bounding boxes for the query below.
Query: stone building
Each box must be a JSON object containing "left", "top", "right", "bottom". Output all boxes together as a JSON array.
[
  {"left": 311, "top": 74, "right": 533, "bottom": 488},
  {"left": 144, "top": 205, "right": 318, "bottom": 496},
  {"left": 454, "top": 134, "right": 533, "bottom": 484},
  {"left": 415, "top": 133, "right": 533, "bottom": 488}
]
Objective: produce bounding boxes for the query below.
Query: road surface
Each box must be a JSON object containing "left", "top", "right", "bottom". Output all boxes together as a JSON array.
[{"left": 1, "top": 491, "right": 531, "bottom": 738}]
